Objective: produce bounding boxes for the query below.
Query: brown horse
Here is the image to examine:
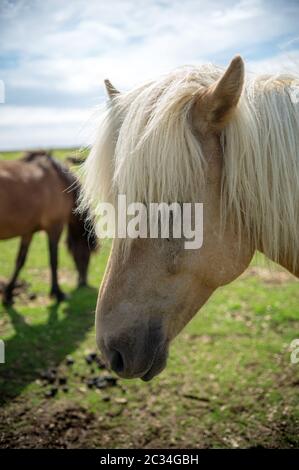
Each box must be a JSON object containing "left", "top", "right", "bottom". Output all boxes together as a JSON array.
[{"left": 0, "top": 151, "right": 97, "bottom": 305}]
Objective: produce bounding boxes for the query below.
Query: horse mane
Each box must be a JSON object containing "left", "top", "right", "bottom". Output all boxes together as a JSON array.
[
  {"left": 80, "top": 64, "right": 299, "bottom": 269},
  {"left": 22, "top": 149, "right": 52, "bottom": 161},
  {"left": 22, "top": 150, "right": 78, "bottom": 194}
]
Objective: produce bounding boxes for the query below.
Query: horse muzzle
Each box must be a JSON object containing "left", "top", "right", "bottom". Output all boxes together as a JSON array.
[{"left": 97, "top": 321, "right": 169, "bottom": 381}]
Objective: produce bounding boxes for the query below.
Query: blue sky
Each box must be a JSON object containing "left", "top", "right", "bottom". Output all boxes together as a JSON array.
[{"left": 0, "top": 0, "right": 298, "bottom": 150}]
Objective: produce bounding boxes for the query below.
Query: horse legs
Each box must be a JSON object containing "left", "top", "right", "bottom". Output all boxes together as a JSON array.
[
  {"left": 3, "top": 233, "right": 33, "bottom": 305},
  {"left": 47, "top": 226, "right": 65, "bottom": 302}
]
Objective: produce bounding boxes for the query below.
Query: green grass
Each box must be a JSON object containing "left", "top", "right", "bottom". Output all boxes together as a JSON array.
[{"left": 0, "top": 149, "right": 298, "bottom": 448}]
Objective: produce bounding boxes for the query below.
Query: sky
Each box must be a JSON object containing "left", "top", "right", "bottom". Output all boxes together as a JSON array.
[{"left": 0, "top": 0, "right": 298, "bottom": 151}]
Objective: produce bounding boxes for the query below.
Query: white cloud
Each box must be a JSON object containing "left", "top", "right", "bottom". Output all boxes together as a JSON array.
[
  {"left": 248, "top": 51, "right": 299, "bottom": 75},
  {"left": 0, "top": 123, "right": 85, "bottom": 151},
  {"left": 0, "top": 0, "right": 298, "bottom": 149},
  {"left": 0, "top": 106, "right": 91, "bottom": 126},
  {"left": 0, "top": 105, "right": 95, "bottom": 150}
]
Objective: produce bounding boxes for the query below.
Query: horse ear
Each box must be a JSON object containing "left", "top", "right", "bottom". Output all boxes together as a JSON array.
[
  {"left": 104, "top": 79, "right": 120, "bottom": 99},
  {"left": 198, "top": 55, "right": 244, "bottom": 130}
]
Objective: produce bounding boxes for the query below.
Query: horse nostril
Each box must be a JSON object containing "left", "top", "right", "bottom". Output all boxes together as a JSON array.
[{"left": 110, "top": 349, "right": 125, "bottom": 373}]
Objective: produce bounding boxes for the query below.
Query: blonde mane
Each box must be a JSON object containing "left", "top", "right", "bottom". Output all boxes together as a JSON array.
[{"left": 80, "top": 64, "right": 299, "bottom": 269}]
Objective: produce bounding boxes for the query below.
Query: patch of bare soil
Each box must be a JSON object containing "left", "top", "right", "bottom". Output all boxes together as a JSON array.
[
  {"left": 0, "top": 278, "right": 36, "bottom": 301},
  {"left": 242, "top": 267, "right": 298, "bottom": 284},
  {"left": 0, "top": 268, "right": 76, "bottom": 306},
  {"left": 0, "top": 279, "right": 29, "bottom": 294},
  {"left": 1, "top": 379, "right": 298, "bottom": 449},
  {"left": 27, "top": 267, "right": 77, "bottom": 287},
  {"left": 0, "top": 402, "right": 97, "bottom": 449}
]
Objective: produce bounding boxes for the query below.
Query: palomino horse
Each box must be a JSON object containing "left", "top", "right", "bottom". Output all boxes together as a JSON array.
[
  {"left": 81, "top": 56, "right": 299, "bottom": 381},
  {"left": 0, "top": 151, "right": 97, "bottom": 304}
]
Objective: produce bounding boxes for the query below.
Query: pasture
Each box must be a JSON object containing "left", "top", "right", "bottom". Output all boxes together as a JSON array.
[{"left": 0, "top": 150, "right": 298, "bottom": 448}]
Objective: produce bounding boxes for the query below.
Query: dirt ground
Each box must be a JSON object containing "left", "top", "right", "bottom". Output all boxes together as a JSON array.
[
  {"left": 1, "top": 259, "right": 298, "bottom": 448},
  {"left": 1, "top": 363, "right": 298, "bottom": 449}
]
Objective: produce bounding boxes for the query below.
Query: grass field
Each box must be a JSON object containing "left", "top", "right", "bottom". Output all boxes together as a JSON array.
[{"left": 0, "top": 149, "right": 298, "bottom": 448}]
